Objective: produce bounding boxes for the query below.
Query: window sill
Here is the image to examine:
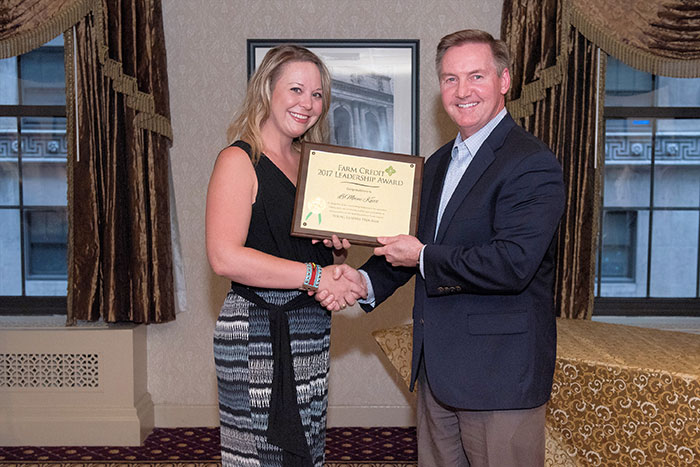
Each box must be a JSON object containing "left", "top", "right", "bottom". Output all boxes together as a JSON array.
[
  {"left": 0, "top": 315, "right": 132, "bottom": 330},
  {"left": 592, "top": 316, "right": 700, "bottom": 335}
]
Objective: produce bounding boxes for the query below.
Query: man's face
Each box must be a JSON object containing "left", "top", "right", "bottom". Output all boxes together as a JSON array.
[{"left": 439, "top": 42, "right": 510, "bottom": 138}]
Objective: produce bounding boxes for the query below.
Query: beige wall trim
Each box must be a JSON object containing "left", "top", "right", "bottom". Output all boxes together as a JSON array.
[
  {"left": 154, "top": 404, "right": 221, "bottom": 428},
  {"left": 0, "top": 392, "right": 153, "bottom": 446},
  {"left": 327, "top": 406, "right": 416, "bottom": 428},
  {"left": 153, "top": 404, "right": 416, "bottom": 428}
]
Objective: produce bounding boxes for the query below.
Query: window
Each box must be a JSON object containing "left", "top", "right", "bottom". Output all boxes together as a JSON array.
[
  {"left": 0, "top": 36, "right": 67, "bottom": 314},
  {"left": 595, "top": 57, "right": 700, "bottom": 315}
]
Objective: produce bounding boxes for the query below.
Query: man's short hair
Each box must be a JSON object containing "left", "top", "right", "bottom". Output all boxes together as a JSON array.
[{"left": 435, "top": 29, "right": 511, "bottom": 77}]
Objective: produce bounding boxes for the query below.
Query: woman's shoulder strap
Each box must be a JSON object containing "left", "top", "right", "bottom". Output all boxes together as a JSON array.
[{"left": 230, "top": 140, "right": 253, "bottom": 157}]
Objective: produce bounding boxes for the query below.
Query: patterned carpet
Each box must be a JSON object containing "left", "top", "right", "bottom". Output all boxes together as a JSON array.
[{"left": 0, "top": 427, "right": 417, "bottom": 467}]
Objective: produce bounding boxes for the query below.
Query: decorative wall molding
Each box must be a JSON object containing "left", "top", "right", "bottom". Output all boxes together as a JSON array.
[
  {"left": 0, "top": 352, "right": 99, "bottom": 389},
  {"left": 605, "top": 134, "right": 700, "bottom": 162}
]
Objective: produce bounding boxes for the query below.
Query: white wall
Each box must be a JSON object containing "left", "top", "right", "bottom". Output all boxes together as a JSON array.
[{"left": 149, "top": 0, "right": 503, "bottom": 427}]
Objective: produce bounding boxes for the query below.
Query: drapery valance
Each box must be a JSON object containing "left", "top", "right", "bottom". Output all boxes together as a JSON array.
[
  {"left": 0, "top": 0, "right": 92, "bottom": 59},
  {"left": 570, "top": 0, "right": 700, "bottom": 78},
  {"left": 1, "top": 0, "right": 171, "bottom": 140},
  {"left": 508, "top": 0, "right": 700, "bottom": 119}
]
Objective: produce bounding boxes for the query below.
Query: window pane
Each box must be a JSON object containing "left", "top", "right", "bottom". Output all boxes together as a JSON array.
[
  {"left": 606, "top": 57, "right": 700, "bottom": 108},
  {"left": 24, "top": 208, "right": 68, "bottom": 278},
  {"left": 654, "top": 166, "right": 700, "bottom": 208},
  {"left": 0, "top": 57, "right": 18, "bottom": 105},
  {"left": 656, "top": 77, "right": 700, "bottom": 107},
  {"left": 0, "top": 209, "right": 22, "bottom": 295},
  {"left": 653, "top": 119, "right": 700, "bottom": 208},
  {"left": 605, "top": 58, "right": 653, "bottom": 107},
  {"left": 19, "top": 44, "right": 65, "bottom": 106},
  {"left": 600, "top": 210, "right": 649, "bottom": 297},
  {"left": 650, "top": 210, "right": 699, "bottom": 297},
  {"left": 0, "top": 161, "right": 19, "bottom": 205},
  {"left": 600, "top": 211, "right": 636, "bottom": 279},
  {"left": 0, "top": 118, "right": 19, "bottom": 205},
  {"left": 604, "top": 165, "right": 650, "bottom": 208},
  {"left": 605, "top": 118, "right": 653, "bottom": 161},
  {"left": 20, "top": 117, "right": 67, "bottom": 207},
  {"left": 24, "top": 208, "right": 68, "bottom": 296}
]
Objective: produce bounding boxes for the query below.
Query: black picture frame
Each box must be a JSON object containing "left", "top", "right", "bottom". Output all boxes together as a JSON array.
[{"left": 247, "top": 39, "right": 419, "bottom": 156}]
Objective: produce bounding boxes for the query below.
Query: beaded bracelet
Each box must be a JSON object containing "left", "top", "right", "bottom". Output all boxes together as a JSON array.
[{"left": 301, "top": 262, "right": 322, "bottom": 291}]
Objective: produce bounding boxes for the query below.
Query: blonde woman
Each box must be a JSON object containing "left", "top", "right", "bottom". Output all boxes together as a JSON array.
[{"left": 206, "top": 45, "right": 365, "bottom": 467}]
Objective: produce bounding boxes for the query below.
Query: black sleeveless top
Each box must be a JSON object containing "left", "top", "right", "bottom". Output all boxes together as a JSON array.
[{"left": 234, "top": 140, "right": 333, "bottom": 267}]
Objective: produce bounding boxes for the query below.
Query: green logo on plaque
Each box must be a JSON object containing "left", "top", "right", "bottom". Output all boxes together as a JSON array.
[
  {"left": 385, "top": 166, "right": 396, "bottom": 176},
  {"left": 305, "top": 197, "right": 327, "bottom": 225}
]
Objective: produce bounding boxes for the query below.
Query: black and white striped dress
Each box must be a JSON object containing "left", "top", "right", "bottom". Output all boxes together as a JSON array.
[{"left": 213, "top": 142, "right": 333, "bottom": 467}]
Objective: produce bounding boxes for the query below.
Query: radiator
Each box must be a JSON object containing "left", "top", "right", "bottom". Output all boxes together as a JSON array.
[{"left": 0, "top": 320, "right": 153, "bottom": 446}]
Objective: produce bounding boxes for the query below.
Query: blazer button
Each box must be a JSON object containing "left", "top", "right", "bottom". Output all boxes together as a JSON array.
[
  {"left": 420, "top": 319, "right": 424, "bottom": 325},
  {"left": 456, "top": 286, "right": 462, "bottom": 292},
  {"left": 438, "top": 286, "right": 444, "bottom": 293}
]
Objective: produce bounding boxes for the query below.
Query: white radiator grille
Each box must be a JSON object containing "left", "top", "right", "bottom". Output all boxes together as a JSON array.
[{"left": 0, "top": 353, "right": 99, "bottom": 388}]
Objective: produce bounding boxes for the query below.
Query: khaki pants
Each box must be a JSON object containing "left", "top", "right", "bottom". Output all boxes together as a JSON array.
[{"left": 416, "top": 364, "right": 546, "bottom": 467}]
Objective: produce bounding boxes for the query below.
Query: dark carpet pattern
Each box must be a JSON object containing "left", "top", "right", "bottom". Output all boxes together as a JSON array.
[{"left": 0, "top": 427, "right": 418, "bottom": 466}]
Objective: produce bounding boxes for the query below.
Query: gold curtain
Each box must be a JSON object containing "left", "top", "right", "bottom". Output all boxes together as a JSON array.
[
  {"left": 68, "top": 0, "right": 174, "bottom": 324},
  {"left": 501, "top": 0, "right": 700, "bottom": 319},
  {"left": 502, "top": 0, "right": 601, "bottom": 319},
  {"left": 0, "top": 0, "right": 175, "bottom": 324}
]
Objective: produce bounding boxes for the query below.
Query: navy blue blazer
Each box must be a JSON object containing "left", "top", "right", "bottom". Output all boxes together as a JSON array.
[{"left": 361, "top": 113, "right": 565, "bottom": 411}]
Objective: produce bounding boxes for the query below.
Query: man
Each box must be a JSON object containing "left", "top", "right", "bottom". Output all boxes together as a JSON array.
[{"left": 321, "top": 29, "right": 565, "bottom": 466}]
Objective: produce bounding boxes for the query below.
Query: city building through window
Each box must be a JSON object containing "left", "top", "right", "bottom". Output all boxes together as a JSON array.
[
  {"left": 0, "top": 36, "right": 67, "bottom": 314},
  {"left": 596, "top": 57, "right": 700, "bottom": 315}
]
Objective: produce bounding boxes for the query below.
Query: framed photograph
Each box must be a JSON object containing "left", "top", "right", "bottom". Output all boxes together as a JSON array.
[
  {"left": 292, "top": 142, "right": 423, "bottom": 247},
  {"left": 247, "top": 39, "right": 419, "bottom": 155}
]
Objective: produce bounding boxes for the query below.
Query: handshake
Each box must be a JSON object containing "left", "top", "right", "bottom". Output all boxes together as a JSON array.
[
  {"left": 310, "top": 233, "right": 425, "bottom": 312},
  {"left": 312, "top": 264, "right": 367, "bottom": 312}
]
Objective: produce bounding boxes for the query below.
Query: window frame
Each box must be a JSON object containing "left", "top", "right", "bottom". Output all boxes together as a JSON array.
[
  {"left": 0, "top": 46, "right": 68, "bottom": 316},
  {"left": 595, "top": 69, "right": 700, "bottom": 317}
]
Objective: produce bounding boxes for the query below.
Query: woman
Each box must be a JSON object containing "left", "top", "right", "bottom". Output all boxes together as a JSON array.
[{"left": 206, "top": 45, "right": 364, "bottom": 467}]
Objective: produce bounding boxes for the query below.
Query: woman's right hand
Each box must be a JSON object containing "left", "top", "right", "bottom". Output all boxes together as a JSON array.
[{"left": 314, "top": 264, "right": 367, "bottom": 311}]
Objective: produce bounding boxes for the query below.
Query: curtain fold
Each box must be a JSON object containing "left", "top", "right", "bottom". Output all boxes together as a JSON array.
[
  {"left": 502, "top": 0, "right": 600, "bottom": 319},
  {"left": 68, "top": 0, "right": 175, "bottom": 324}
]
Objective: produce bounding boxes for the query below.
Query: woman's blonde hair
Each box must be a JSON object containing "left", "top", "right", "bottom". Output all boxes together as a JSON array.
[{"left": 226, "top": 45, "right": 331, "bottom": 164}]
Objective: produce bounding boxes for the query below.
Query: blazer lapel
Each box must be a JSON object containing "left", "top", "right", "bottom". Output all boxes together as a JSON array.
[
  {"left": 434, "top": 114, "right": 516, "bottom": 243},
  {"left": 421, "top": 144, "right": 452, "bottom": 243}
]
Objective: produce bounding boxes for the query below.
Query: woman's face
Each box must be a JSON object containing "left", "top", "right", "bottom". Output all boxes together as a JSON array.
[{"left": 264, "top": 61, "right": 324, "bottom": 140}]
